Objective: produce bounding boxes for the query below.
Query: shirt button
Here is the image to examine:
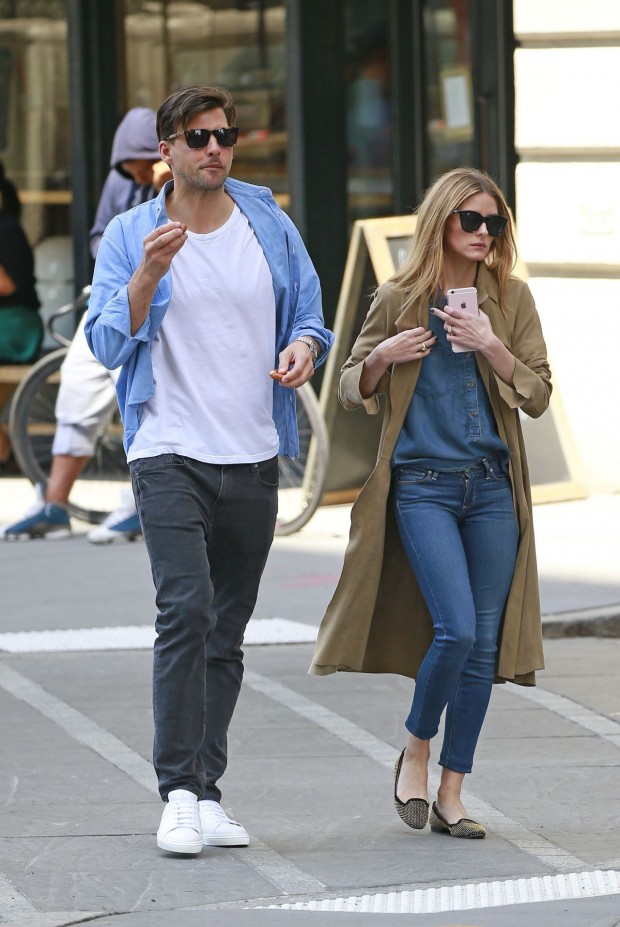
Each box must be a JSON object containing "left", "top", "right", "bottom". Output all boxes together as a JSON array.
[
  {"left": 467, "top": 382, "right": 474, "bottom": 388},
  {"left": 470, "top": 410, "right": 478, "bottom": 417}
]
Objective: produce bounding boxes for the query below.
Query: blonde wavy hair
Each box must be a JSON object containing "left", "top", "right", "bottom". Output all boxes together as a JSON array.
[{"left": 390, "top": 167, "right": 517, "bottom": 314}]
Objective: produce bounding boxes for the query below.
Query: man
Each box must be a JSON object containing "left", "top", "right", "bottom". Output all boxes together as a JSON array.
[
  {"left": 85, "top": 86, "right": 333, "bottom": 855},
  {"left": 2, "top": 108, "right": 171, "bottom": 542}
]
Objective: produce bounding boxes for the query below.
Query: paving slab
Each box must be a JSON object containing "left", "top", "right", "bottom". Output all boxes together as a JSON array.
[
  {"left": 2, "top": 480, "right": 620, "bottom": 636},
  {"left": 2, "top": 638, "right": 619, "bottom": 923},
  {"left": 1, "top": 481, "right": 620, "bottom": 925},
  {"left": 8, "top": 894, "right": 620, "bottom": 927}
]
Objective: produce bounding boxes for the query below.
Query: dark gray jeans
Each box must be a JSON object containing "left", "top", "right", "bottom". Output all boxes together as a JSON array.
[{"left": 130, "top": 453, "right": 278, "bottom": 802}]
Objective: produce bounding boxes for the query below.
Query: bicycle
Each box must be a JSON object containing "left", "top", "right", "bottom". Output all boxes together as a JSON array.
[{"left": 8, "top": 289, "right": 329, "bottom": 536}]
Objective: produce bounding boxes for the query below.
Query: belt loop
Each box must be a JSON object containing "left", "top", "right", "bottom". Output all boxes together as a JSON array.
[
  {"left": 481, "top": 457, "right": 493, "bottom": 479},
  {"left": 431, "top": 470, "right": 439, "bottom": 481}
]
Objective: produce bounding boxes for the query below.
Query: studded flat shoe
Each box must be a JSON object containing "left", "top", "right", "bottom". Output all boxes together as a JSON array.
[
  {"left": 393, "top": 749, "right": 429, "bottom": 830},
  {"left": 429, "top": 801, "right": 486, "bottom": 839}
]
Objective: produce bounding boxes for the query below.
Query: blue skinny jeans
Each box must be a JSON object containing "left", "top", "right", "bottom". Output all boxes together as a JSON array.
[{"left": 393, "top": 456, "right": 518, "bottom": 773}]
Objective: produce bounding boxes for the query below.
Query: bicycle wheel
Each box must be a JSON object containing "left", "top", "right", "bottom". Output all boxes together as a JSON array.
[
  {"left": 9, "top": 349, "right": 128, "bottom": 525},
  {"left": 276, "top": 380, "right": 329, "bottom": 536}
]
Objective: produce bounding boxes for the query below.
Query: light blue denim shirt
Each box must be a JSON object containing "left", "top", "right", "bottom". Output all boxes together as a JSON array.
[
  {"left": 393, "top": 296, "right": 509, "bottom": 470},
  {"left": 85, "top": 177, "right": 334, "bottom": 457}
]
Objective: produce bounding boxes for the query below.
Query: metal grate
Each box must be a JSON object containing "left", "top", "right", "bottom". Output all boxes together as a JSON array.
[{"left": 265, "top": 869, "right": 620, "bottom": 913}]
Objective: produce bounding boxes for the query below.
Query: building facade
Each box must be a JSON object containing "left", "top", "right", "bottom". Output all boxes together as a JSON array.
[
  {"left": 513, "top": 0, "right": 620, "bottom": 491},
  {"left": 1, "top": 0, "right": 617, "bottom": 491}
]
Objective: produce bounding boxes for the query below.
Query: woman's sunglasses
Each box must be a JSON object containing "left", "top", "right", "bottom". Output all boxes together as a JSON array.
[
  {"left": 165, "top": 127, "right": 239, "bottom": 149},
  {"left": 452, "top": 210, "right": 507, "bottom": 238}
]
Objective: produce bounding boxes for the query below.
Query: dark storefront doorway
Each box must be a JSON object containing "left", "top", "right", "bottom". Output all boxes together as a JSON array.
[
  {"left": 289, "top": 0, "right": 515, "bottom": 331},
  {"left": 342, "top": 0, "right": 516, "bottom": 227},
  {"left": 311, "top": 0, "right": 517, "bottom": 492}
]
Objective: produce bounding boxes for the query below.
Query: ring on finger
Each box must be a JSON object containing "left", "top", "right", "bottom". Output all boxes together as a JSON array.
[
  {"left": 420, "top": 342, "right": 427, "bottom": 353},
  {"left": 446, "top": 324, "right": 453, "bottom": 334}
]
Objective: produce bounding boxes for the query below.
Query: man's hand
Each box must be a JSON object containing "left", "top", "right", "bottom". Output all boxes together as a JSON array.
[
  {"left": 139, "top": 221, "right": 188, "bottom": 282},
  {"left": 273, "top": 339, "right": 316, "bottom": 388},
  {"left": 151, "top": 160, "right": 173, "bottom": 192},
  {"left": 128, "top": 222, "right": 187, "bottom": 334}
]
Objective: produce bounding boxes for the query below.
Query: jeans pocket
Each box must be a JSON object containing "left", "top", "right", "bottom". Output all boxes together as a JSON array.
[
  {"left": 129, "top": 453, "right": 183, "bottom": 476},
  {"left": 394, "top": 467, "right": 432, "bottom": 485},
  {"left": 256, "top": 455, "right": 279, "bottom": 488},
  {"left": 486, "top": 465, "right": 510, "bottom": 483}
]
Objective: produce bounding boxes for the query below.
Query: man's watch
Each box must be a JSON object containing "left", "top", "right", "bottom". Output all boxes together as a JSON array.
[{"left": 295, "top": 336, "right": 319, "bottom": 366}]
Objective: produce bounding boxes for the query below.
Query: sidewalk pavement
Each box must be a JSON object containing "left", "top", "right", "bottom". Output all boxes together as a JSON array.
[
  {"left": 1, "top": 478, "right": 620, "bottom": 926},
  {"left": 1, "top": 477, "right": 620, "bottom": 636},
  {"left": 261, "top": 488, "right": 620, "bottom": 639}
]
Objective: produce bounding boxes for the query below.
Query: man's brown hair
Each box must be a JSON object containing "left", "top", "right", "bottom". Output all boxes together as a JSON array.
[{"left": 156, "top": 86, "right": 236, "bottom": 141}]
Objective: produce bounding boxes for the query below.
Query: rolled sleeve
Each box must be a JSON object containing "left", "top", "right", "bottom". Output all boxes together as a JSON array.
[
  {"left": 288, "top": 228, "right": 334, "bottom": 365},
  {"left": 495, "top": 284, "right": 552, "bottom": 419},
  {"left": 85, "top": 220, "right": 155, "bottom": 369},
  {"left": 339, "top": 285, "right": 392, "bottom": 413},
  {"left": 340, "top": 362, "right": 389, "bottom": 413}
]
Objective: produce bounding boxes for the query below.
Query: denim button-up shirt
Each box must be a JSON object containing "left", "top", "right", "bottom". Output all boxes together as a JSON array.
[
  {"left": 85, "top": 177, "right": 334, "bottom": 457},
  {"left": 393, "top": 296, "right": 509, "bottom": 470}
]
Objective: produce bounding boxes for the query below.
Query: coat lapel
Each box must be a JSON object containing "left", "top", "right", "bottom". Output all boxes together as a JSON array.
[{"left": 388, "top": 297, "right": 430, "bottom": 438}]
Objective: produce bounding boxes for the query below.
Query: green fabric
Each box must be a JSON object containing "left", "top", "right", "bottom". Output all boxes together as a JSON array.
[{"left": 0, "top": 305, "right": 43, "bottom": 363}]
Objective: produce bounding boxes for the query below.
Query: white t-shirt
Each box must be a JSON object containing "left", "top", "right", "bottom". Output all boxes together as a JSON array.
[{"left": 128, "top": 205, "right": 279, "bottom": 464}]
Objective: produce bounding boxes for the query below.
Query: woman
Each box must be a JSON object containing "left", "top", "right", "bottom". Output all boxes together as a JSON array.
[
  {"left": 310, "top": 167, "right": 551, "bottom": 839},
  {"left": 0, "top": 160, "right": 42, "bottom": 365},
  {"left": 0, "top": 160, "right": 42, "bottom": 469}
]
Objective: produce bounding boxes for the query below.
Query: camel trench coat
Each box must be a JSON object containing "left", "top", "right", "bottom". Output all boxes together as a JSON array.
[{"left": 310, "top": 263, "right": 551, "bottom": 686}]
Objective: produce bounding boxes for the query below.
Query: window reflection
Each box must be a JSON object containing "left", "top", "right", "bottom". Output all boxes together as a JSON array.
[
  {"left": 423, "top": 0, "right": 474, "bottom": 178},
  {"left": 124, "top": 1, "right": 287, "bottom": 203},
  {"left": 0, "top": 3, "right": 70, "bottom": 247},
  {"left": 345, "top": 7, "right": 393, "bottom": 223},
  {"left": 0, "top": 3, "right": 73, "bottom": 331}
]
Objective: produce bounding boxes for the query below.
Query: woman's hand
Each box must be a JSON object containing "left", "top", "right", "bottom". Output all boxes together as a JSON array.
[
  {"left": 431, "top": 305, "right": 516, "bottom": 386},
  {"left": 359, "top": 326, "right": 436, "bottom": 398},
  {"left": 372, "top": 326, "right": 437, "bottom": 365},
  {"left": 431, "top": 304, "right": 494, "bottom": 353}
]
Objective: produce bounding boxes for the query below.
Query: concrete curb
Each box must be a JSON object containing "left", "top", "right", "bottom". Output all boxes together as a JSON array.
[{"left": 542, "top": 603, "right": 620, "bottom": 638}]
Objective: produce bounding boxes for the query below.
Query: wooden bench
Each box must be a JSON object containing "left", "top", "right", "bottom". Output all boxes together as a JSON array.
[{"left": 0, "top": 364, "right": 33, "bottom": 412}]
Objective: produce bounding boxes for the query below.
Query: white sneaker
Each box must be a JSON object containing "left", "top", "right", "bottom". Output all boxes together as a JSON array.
[
  {"left": 87, "top": 489, "right": 141, "bottom": 544},
  {"left": 199, "top": 800, "right": 250, "bottom": 847},
  {"left": 157, "top": 789, "right": 203, "bottom": 855}
]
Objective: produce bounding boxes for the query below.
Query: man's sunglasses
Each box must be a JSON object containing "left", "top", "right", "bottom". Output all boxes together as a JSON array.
[
  {"left": 452, "top": 210, "right": 507, "bottom": 238},
  {"left": 165, "top": 127, "right": 239, "bottom": 149}
]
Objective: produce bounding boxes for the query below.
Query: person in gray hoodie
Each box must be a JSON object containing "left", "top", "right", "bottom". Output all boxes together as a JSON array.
[
  {"left": 89, "top": 107, "right": 170, "bottom": 259},
  {"left": 2, "top": 108, "right": 171, "bottom": 542}
]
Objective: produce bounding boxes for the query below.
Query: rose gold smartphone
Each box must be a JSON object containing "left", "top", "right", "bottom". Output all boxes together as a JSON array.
[{"left": 446, "top": 286, "right": 478, "bottom": 353}]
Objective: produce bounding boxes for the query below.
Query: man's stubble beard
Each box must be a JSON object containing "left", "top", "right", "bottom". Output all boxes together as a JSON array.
[{"left": 174, "top": 163, "right": 229, "bottom": 193}]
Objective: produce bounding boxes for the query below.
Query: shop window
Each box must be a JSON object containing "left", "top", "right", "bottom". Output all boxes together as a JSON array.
[
  {"left": 123, "top": 0, "right": 287, "bottom": 204},
  {"left": 423, "top": 0, "right": 474, "bottom": 178},
  {"left": 0, "top": 2, "right": 73, "bottom": 321},
  {"left": 345, "top": 3, "right": 393, "bottom": 223},
  {"left": 0, "top": 2, "right": 70, "bottom": 246}
]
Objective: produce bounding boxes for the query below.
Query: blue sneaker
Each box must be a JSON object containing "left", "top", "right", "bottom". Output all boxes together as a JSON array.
[
  {"left": 1, "top": 490, "right": 71, "bottom": 541},
  {"left": 87, "top": 490, "right": 141, "bottom": 544}
]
